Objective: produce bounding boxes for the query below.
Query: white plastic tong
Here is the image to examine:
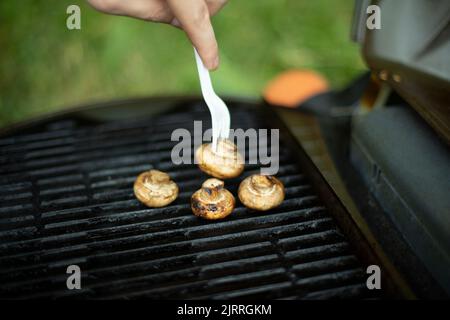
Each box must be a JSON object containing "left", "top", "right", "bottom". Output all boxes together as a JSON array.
[{"left": 194, "top": 48, "right": 230, "bottom": 151}]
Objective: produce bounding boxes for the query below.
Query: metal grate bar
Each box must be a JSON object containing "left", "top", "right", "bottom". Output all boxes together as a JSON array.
[{"left": 0, "top": 101, "right": 378, "bottom": 299}]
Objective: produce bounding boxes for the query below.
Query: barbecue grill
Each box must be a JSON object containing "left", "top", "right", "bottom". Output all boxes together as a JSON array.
[
  {"left": 1, "top": 0, "right": 449, "bottom": 300},
  {"left": 0, "top": 98, "right": 393, "bottom": 299}
]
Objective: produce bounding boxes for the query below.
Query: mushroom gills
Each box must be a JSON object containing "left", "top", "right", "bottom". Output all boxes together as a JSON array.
[{"left": 191, "top": 178, "right": 235, "bottom": 220}]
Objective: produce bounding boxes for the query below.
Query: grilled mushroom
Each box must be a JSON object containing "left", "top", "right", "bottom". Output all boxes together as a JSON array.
[
  {"left": 134, "top": 170, "right": 178, "bottom": 207},
  {"left": 195, "top": 138, "right": 244, "bottom": 179},
  {"left": 191, "top": 178, "right": 235, "bottom": 220},
  {"left": 238, "top": 174, "right": 284, "bottom": 211}
]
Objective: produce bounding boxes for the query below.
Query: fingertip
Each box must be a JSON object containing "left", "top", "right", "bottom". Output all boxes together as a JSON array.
[
  {"left": 167, "top": 0, "right": 219, "bottom": 70},
  {"left": 196, "top": 45, "right": 219, "bottom": 70},
  {"left": 207, "top": 54, "right": 219, "bottom": 71}
]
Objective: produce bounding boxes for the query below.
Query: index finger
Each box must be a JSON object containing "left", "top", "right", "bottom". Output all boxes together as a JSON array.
[{"left": 167, "top": 0, "right": 219, "bottom": 70}]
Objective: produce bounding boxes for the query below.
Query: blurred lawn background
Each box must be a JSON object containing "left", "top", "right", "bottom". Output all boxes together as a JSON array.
[{"left": 0, "top": 0, "right": 366, "bottom": 127}]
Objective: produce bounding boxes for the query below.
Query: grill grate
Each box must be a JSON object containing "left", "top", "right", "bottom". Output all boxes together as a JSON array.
[{"left": 0, "top": 101, "right": 377, "bottom": 299}]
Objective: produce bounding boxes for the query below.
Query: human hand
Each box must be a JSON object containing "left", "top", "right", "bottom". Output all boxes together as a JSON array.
[{"left": 87, "top": 0, "right": 228, "bottom": 70}]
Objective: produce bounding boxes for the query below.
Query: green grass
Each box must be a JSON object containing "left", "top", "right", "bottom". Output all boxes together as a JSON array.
[{"left": 0, "top": 0, "right": 365, "bottom": 126}]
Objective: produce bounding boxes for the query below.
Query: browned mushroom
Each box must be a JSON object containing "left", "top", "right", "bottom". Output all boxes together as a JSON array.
[
  {"left": 134, "top": 170, "right": 178, "bottom": 207},
  {"left": 238, "top": 174, "right": 284, "bottom": 211},
  {"left": 191, "top": 178, "right": 235, "bottom": 220},
  {"left": 195, "top": 138, "right": 244, "bottom": 179}
]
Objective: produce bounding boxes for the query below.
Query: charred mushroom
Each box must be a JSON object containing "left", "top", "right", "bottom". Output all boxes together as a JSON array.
[
  {"left": 134, "top": 170, "right": 178, "bottom": 207},
  {"left": 238, "top": 174, "right": 284, "bottom": 211},
  {"left": 195, "top": 138, "right": 244, "bottom": 179},
  {"left": 191, "top": 178, "right": 235, "bottom": 220}
]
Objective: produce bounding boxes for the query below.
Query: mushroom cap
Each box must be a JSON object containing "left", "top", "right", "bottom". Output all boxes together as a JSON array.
[
  {"left": 195, "top": 139, "right": 244, "bottom": 179},
  {"left": 238, "top": 175, "right": 284, "bottom": 211},
  {"left": 134, "top": 170, "right": 179, "bottom": 207},
  {"left": 191, "top": 178, "right": 235, "bottom": 220}
]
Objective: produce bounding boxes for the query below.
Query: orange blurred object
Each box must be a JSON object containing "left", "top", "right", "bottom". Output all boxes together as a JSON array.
[{"left": 263, "top": 70, "right": 329, "bottom": 108}]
